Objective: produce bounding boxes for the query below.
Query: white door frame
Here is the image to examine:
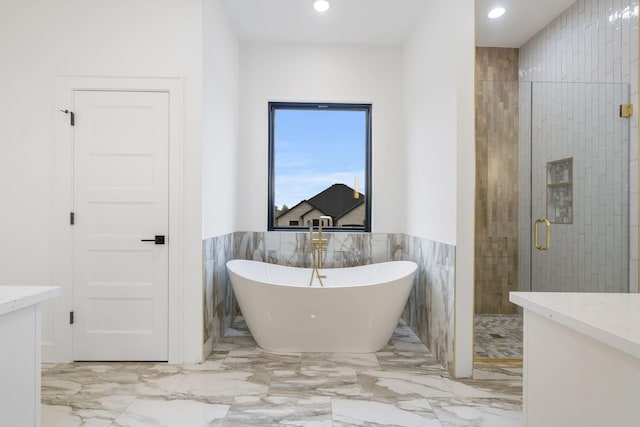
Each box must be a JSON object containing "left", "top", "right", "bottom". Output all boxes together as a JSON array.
[{"left": 55, "top": 76, "right": 184, "bottom": 363}]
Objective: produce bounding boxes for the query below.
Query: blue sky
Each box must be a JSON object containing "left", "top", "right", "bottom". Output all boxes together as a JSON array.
[{"left": 274, "top": 109, "right": 366, "bottom": 209}]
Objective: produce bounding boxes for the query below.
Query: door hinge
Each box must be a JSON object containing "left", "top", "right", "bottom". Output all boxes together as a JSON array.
[
  {"left": 620, "top": 104, "right": 633, "bottom": 118},
  {"left": 70, "top": 311, "right": 74, "bottom": 325},
  {"left": 70, "top": 212, "right": 75, "bottom": 225},
  {"left": 59, "top": 109, "right": 75, "bottom": 126}
]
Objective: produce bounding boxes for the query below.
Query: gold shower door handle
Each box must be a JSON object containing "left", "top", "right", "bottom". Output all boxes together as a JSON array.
[{"left": 534, "top": 218, "right": 551, "bottom": 251}]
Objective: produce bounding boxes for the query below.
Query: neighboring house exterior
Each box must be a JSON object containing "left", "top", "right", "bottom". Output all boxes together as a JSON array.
[{"left": 276, "top": 183, "right": 365, "bottom": 228}]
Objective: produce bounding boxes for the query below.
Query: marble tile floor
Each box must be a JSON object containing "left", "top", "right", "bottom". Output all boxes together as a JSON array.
[
  {"left": 42, "top": 319, "right": 523, "bottom": 426},
  {"left": 474, "top": 314, "right": 523, "bottom": 360}
]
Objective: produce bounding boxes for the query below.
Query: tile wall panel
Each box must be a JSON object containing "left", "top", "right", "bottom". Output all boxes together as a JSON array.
[
  {"left": 400, "top": 235, "right": 456, "bottom": 369},
  {"left": 475, "top": 48, "right": 520, "bottom": 314},
  {"left": 519, "top": 0, "right": 638, "bottom": 291},
  {"left": 202, "top": 232, "right": 456, "bottom": 373},
  {"left": 518, "top": 83, "right": 533, "bottom": 292},
  {"left": 527, "top": 82, "right": 629, "bottom": 292},
  {"left": 202, "top": 233, "right": 234, "bottom": 356}
]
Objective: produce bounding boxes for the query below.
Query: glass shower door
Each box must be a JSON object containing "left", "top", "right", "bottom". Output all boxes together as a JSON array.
[{"left": 529, "top": 82, "right": 630, "bottom": 293}]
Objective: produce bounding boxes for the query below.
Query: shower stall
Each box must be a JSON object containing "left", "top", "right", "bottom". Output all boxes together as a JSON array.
[
  {"left": 474, "top": 77, "right": 631, "bottom": 361},
  {"left": 520, "top": 82, "right": 630, "bottom": 294}
]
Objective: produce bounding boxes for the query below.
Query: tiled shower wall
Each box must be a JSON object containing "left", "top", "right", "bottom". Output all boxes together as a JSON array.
[
  {"left": 475, "top": 47, "right": 520, "bottom": 314},
  {"left": 523, "top": 82, "right": 629, "bottom": 292},
  {"left": 519, "top": 0, "right": 639, "bottom": 291},
  {"left": 202, "top": 232, "right": 455, "bottom": 371}
]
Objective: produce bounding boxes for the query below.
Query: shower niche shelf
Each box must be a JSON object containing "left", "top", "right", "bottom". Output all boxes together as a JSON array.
[{"left": 547, "top": 158, "right": 573, "bottom": 224}]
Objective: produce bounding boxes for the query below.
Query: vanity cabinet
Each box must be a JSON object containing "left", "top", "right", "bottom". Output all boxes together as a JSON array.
[
  {"left": 0, "top": 286, "right": 60, "bottom": 427},
  {"left": 511, "top": 292, "right": 640, "bottom": 427}
]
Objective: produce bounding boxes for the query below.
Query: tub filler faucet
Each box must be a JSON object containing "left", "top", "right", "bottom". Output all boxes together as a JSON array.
[{"left": 309, "top": 216, "right": 333, "bottom": 286}]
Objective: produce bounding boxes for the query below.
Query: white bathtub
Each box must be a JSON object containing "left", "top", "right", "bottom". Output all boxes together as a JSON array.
[{"left": 226, "top": 259, "right": 417, "bottom": 353}]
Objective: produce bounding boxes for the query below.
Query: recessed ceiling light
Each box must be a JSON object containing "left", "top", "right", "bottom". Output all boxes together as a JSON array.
[
  {"left": 488, "top": 7, "right": 506, "bottom": 19},
  {"left": 314, "top": 0, "right": 330, "bottom": 13}
]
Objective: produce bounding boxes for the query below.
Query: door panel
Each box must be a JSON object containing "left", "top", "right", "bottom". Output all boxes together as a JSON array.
[
  {"left": 530, "top": 83, "right": 629, "bottom": 293},
  {"left": 73, "top": 90, "right": 169, "bottom": 361}
]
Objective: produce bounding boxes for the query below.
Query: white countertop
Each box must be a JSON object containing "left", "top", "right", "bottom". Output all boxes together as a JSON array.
[
  {"left": 510, "top": 292, "right": 640, "bottom": 360},
  {"left": 0, "top": 286, "right": 61, "bottom": 317}
]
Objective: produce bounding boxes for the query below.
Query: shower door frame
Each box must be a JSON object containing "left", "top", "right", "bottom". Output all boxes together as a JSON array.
[{"left": 519, "top": 81, "right": 632, "bottom": 294}]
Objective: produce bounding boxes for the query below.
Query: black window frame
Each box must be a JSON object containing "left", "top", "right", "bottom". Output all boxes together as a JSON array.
[{"left": 268, "top": 102, "right": 372, "bottom": 232}]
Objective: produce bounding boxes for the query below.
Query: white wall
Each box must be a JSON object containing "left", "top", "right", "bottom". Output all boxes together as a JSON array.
[
  {"left": 404, "top": 17, "right": 458, "bottom": 244},
  {"left": 0, "top": 0, "right": 204, "bottom": 362},
  {"left": 203, "top": 0, "right": 239, "bottom": 238},
  {"left": 237, "top": 42, "right": 405, "bottom": 233},
  {"left": 404, "top": 1, "right": 475, "bottom": 377}
]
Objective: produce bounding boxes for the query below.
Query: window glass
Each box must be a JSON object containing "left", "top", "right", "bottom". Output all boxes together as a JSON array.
[{"left": 268, "top": 103, "right": 371, "bottom": 231}]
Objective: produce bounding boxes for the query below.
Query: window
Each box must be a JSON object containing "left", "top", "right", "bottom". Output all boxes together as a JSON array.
[{"left": 268, "top": 102, "right": 372, "bottom": 231}]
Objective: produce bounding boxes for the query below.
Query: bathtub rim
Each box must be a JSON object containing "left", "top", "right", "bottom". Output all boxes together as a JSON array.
[{"left": 226, "top": 259, "right": 417, "bottom": 288}]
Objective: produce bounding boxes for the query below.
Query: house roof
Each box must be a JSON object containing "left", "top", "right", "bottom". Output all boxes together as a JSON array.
[
  {"left": 306, "top": 183, "right": 364, "bottom": 220},
  {"left": 275, "top": 183, "right": 365, "bottom": 221}
]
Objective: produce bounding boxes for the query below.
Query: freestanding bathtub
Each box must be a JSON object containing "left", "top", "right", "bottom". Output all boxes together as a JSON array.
[{"left": 226, "top": 259, "right": 417, "bottom": 353}]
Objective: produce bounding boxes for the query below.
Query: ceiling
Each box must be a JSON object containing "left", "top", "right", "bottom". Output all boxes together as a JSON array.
[
  {"left": 222, "top": 0, "right": 578, "bottom": 48},
  {"left": 476, "top": 0, "right": 577, "bottom": 47},
  {"left": 221, "top": 0, "right": 426, "bottom": 45}
]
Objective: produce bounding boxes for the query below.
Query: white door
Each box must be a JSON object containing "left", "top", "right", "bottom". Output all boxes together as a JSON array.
[{"left": 73, "top": 90, "right": 169, "bottom": 361}]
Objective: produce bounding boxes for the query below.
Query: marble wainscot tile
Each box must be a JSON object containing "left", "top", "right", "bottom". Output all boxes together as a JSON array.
[
  {"left": 111, "top": 398, "right": 230, "bottom": 427},
  {"left": 213, "top": 333, "right": 258, "bottom": 353},
  {"left": 222, "top": 315, "right": 251, "bottom": 337},
  {"left": 404, "top": 237, "right": 456, "bottom": 372},
  {"left": 233, "top": 232, "right": 264, "bottom": 262},
  {"left": 428, "top": 397, "right": 523, "bottom": 427},
  {"left": 214, "top": 335, "right": 257, "bottom": 352},
  {"left": 332, "top": 397, "right": 443, "bottom": 427},
  {"left": 267, "top": 231, "right": 298, "bottom": 267},
  {"left": 214, "top": 233, "right": 234, "bottom": 334},
  {"left": 264, "top": 231, "right": 281, "bottom": 252},
  {"left": 203, "top": 236, "right": 215, "bottom": 264},
  {"left": 269, "top": 366, "right": 362, "bottom": 397},
  {"left": 388, "top": 233, "right": 406, "bottom": 260},
  {"left": 174, "top": 371, "right": 270, "bottom": 403},
  {"left": 277, "top": 231, "right": 311, "bottom": 267},
  {"left": 224, "top": 395, "right": 333, "bottom": 427},
  {"left": 42, "top": 394, "right": 136, "bottom": 427},
  {"left": 203, "top": 250, "right": 214, "bottom": 354},
  {"left": 332, "top": 233, "right": 371, "bottom": 267},
  {"left": 204, "top": 232, "right": 235, "bottom": 358},
  {"left": 370, "top": 233, "right": 389, "bottom": 264}
]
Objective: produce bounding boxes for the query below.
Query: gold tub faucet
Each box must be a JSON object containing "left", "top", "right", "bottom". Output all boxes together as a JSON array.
[{"left": 309, "top": 216, "right": 333, "bottom": 286}]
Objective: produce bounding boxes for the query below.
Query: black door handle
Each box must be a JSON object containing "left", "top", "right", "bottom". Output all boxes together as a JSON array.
[{"left": 141, "top": 235, "right": 165, "bottom": 245}]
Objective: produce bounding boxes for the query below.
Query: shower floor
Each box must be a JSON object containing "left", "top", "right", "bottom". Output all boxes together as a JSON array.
[{"left": 474, "top": 314, "right": 523, "bottom": 360}]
